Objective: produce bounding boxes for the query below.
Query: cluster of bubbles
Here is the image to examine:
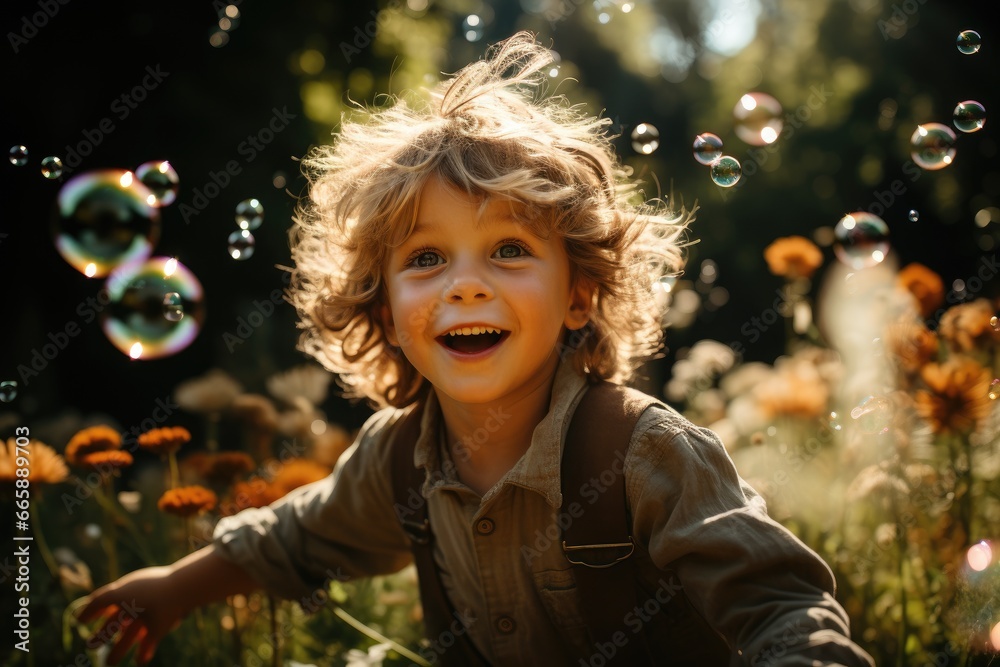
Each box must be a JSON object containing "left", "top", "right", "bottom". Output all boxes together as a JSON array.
[
  {"left": 9, "top": 145, "right": 64, "bottom": 179},
  {"left": 228, "top": 198, "right": 263, "bottom": 260},
  {"left": 689, "top": 132, "right": 742, "bottom": 188},
  {"left": 44, "top": 160, "right": 205, "bottom": 360}
]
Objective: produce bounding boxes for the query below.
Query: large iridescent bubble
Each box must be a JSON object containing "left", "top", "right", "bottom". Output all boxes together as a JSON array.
[
  {"left": 833, "top": 212, "right": 890, "bottom": 269},
  {"left": 102, "top": 257, "right": 205, "bottom": 359},
  {"left": 910, "top": 123, "right": 956, "bottom": 170},
  {"left": 733, "top": 93, "right": 783, "bottom": 146},
  {"left": 53, "top": 170, "right": 160, "bottom": 278}
]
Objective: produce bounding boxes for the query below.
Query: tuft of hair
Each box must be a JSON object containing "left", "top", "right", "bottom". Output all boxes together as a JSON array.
[{"left": 289, "top": 31, "right": 693, "bottom": 409}]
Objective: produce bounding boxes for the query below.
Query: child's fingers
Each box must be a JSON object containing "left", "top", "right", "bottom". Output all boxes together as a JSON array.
[
  {"left": 74, "top": 594, "right": 113, "bottom": 623},
  {"left": 137, "top": 624, "right": 169, "bottom": 666},
  {"left": 106, "top": 618, "right": 144, "bottom": 666}
]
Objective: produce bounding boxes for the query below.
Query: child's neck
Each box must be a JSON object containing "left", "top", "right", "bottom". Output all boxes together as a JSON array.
[{"left": 434, "top": 376, "right": 555, "bottom": 498}]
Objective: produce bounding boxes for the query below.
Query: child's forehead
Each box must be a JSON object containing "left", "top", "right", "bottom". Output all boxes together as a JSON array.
[{"left": 401, "top": 177, "right": 550, "bottom": 236}]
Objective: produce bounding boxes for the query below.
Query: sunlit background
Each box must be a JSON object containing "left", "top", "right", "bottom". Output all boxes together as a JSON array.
[{"left": 2, "top": 0, "right": 999, "bottom": 664}]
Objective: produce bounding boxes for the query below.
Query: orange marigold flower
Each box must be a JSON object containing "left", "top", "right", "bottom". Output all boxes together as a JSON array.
[
  {"left": 137, "top": 426, "right": 192, "bottom": 457},
  {"left": 220, "top": 480, "right": 278, "bottom": 516},
  {"left": 77, "top": 450, "right": 134, "bottom": 471},
  {"left": 884, "top": 318, "right": 939, "bottom": 375},
  {"left": 65, "top": 426, "right": 121, "bottom": 466},
  {"left": 939, "top": 299, "right": 1000, "bottom": 353},
  {"left": 202, "top": 452, "right": 256, "bottom": 486},
  {"left": 755, "top": 358, "right": 830, "bottom": 419},
  {"left": 915, "top": 357, "right": 992, "bottom": 434},
  {"left": 897, "top": 263, "right": 944, "bottom": 319},
  {"left": 763, "top": 236, "right": 824, "bottom": 280},
  {"left": 158, "top": 485, "right": 218, "bottom": 517},
  {"left": 270, "top": 458, "right": 332, "bottom": 498},
  {"left": 0, "top": 438, "right": 69, "bottom": 484}
]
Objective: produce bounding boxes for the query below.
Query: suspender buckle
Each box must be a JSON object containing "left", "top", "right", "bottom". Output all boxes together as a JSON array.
[
  {"left": 401, "top": 518, "right": 431, "bottom": 545},
  {"left": 561, "top": 538, "right": 635, "bottom": 568}
]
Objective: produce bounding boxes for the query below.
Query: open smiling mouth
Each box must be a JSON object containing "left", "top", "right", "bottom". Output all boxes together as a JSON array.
[{"left": 438, "top": 328, "right": 509, "bottom": 354}]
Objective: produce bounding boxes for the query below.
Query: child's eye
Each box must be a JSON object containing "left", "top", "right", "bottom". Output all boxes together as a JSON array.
[
  {"left": 493, "top": 240, "right": 531, "bottom": 259},
  {"left": 407, "top": 249, "right": 444, "bottom": 268}
]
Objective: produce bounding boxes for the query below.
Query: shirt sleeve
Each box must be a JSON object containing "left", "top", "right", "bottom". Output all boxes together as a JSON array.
[
  {"left": 212, "top": 407, "right": 414, "bottom": 603},
  {"left": 627, "top": 410, "right": 875, "bottom": 666}
]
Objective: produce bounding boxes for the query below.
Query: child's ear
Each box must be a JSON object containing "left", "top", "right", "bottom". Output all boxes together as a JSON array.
[
  {"left": 379, "top": 304, "right": 399, "bottom": 347},
  {"left": 565, "top": 277, "right": 594, "bottom": 331}
]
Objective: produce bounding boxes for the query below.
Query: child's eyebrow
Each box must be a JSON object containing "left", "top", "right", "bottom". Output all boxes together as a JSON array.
[{"left": 409, "top": 212, "right": 522, "bottom": 236}]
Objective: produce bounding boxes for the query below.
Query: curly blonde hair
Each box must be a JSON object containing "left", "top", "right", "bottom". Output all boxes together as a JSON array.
[{"left": 290, "top": 32, "right": 690, "bottom": 409}]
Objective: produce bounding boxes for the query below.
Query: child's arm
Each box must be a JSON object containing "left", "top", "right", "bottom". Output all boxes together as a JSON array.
[{"left": 76, "top": 546, "right": 258, "bottom": 665}]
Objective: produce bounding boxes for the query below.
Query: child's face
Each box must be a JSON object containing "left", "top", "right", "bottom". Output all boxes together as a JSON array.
[{"left": 381, "top": 177, "right": 591, "bottom": 406}]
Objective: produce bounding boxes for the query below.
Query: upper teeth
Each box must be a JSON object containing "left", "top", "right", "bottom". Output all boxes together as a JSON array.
[{"left": 446, "top": 326, "right": 502, "bottom": 336}]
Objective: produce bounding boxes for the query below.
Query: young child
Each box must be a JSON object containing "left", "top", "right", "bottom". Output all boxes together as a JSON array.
[{"left": 79, "top": 32, "right": 875, "bottom": 666}]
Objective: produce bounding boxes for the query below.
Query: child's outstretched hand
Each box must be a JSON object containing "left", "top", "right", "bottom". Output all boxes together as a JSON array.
[{"left": 75, "top": 565, "right": 189, "bottom": 665}]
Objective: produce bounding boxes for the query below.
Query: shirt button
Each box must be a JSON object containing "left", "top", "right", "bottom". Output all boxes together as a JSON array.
[
  {"left": 495, "top": 615, "right": 516, "bottom": 634},
  {"left": 476, "top": 518, "right": 495, "bottom": 535}
]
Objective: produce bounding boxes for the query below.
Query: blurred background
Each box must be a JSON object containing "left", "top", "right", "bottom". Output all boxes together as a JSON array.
[
  {"left": 0, "top": 0, "right": 995, "bottom": 430},
  {"left": 1, "top": 0, "right": 999, "bottom": 664}
]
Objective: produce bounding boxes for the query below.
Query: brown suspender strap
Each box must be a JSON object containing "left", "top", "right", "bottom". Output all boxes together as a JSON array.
[
  {"left": 389, "top": 404, "right": 491, "bottom": 667},
  {"left": 561, "top": 381, "right": 660, "bottom": 665}
]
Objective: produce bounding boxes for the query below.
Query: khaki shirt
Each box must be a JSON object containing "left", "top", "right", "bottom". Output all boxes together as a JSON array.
[{"left": 214, "top": 360, "right": 874, "bottom": 665}]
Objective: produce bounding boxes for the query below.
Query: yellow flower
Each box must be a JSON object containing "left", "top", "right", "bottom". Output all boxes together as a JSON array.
[
  {"left": 0, "top": 438, "right": 69, "bottom": 484},
  {"left": 915, "top": 357, "right": 992, "bottom": 434},
  {"left": 137, "top": 426, "right": 192, "bottom": 457},
  {"left": 763, "top": 236, "right": 824, "bottom": 280},
  {"left": 896, "top": 263, "right": 944, "bottom": 319},
  {"left": 755, "top": 357, "right": 829, "bottom": 419},
  {"left": 158, "top": 485, "right": 218, "bottom": 517},
  {"left": 65, "top": 426, "right": 120, "bottom": 467}
]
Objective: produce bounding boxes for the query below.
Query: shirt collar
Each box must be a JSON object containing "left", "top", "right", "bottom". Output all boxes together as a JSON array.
[{"left": 411, "top": 357, "right": 590, "bottom": 508}]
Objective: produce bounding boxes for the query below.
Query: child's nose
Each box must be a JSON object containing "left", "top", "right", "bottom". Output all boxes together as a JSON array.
[{"left": 443, "top": 263, "right": 494, "bottom": 303}]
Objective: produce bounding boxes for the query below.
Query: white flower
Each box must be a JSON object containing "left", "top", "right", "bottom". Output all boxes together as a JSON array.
[
  {"left": 267, "top": 364, "right": 333, "bottom": 408},
  {"left": 174, "top": 369, "right": 243, "bottom": 414}
]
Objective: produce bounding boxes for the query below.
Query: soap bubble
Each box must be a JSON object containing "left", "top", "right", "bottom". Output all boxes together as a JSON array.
[
  {"left": 733, "top": 92, "right": 783, "bottom": 146},
  {"left": 631, "top": 123, "right": 660, "bottom": 154},
  {"left": 693, "top": 133, "right": 723, "bottom": 165},
  {"left": 228, "top": 229, "right": 255, "bottom": 260},
  {"left": 833, "top": 212, "right": 889, "bottom": 269},
  {"left": 235, "top": 198, "right": 264, "bottom": 230},
  {"left": 463, "top": 14, "right": 484, "bottom": 41},
  {"left": 709, "top": 156, "right": 742, "bottom": 188},
  {"left": 910, "top": 123, "right": 956, "bottom": 170},
  {"left": 850, "top": 395, "right": 892, "bottom": 434},
  {"left": 8, "top": 145, "right": 28, "bottom": 166},
  {"left": 908, "top": 209, "right": 919, "bottom": 223},
  {"left": 135, "top": 160, "right": 180, "bottom": 207},
  {"left": 162, "top": 292, "right": 185, "bottom": 322},
  {"left": 953, "top": 100, "right": 986, "bottom": 133},
  {"left": 53, "top": 170, "right": 160, "bottom": 278},
  {"left": 102, "top": 257, "right": 204, "bottom": 359},
  {"left": 41, "top": 156, "right": 63, "bottom": 179},
  {"left": 0, "top": 381, "right": 17, "bottom": 403},
  {"left": 956, "top": 30, "right": 982, "bottom": 55},
  {"left": 967, "top": 541, "right": 993, "bottom": 571}
]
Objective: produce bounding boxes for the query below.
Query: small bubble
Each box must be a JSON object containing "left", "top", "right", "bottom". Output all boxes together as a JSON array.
[
  {"left": 709, "top": 156, "right": 742, "bottom": 188},
  {"left": 0, "top": 380, "right": 18, "bottom": 403},
  {"left": 631, "top": 123, "right": 660, "bottom": 154},
  {"left": 692, "top": 132, "right": 723, "bottom": 165},
  {"left": 956, "top": 29, "right": 982, "bottom": 55},
  {"left": 272, "top": 171, "right": 287, "bottom": 189},
  {"left": 953, "top": 100, "right": 986, "bottom": 133},
  {"left": 463, "top": 14, "right": 484, "bottom": 41},
  {"left": 908, "top": 209, "right": 919, "bottom": 222},
  {"left": 9, "top": 145, "right": 28, "bottom": 166},
  {"left": 733, "top": 92, "right": 783, "bottom": 146},
  {"left": 910, "top": 123, "right": 957, "bottom": 170},
  {"left": 235, "top": 198, "right": 264, "bottom": 230},
  {"left": 850, "top": 395, "right": 892, "bottom": 434},
  {"left": 990, "top": 379, "right": 1000, "bottom": 401},
  {"left": 135, "top": 160, "right": 180, "bottom": 207},
  {"left": 967, "top": 540, "right": 992, "bottom": 571},
  {"left": 833, "top": 212, "right": 890, "bottom": 269},
  {"left": 990, "top": 315, "right": 999, "bottom": 331},
  {"left": 40, "top": 156, "right": 63, "bottom": 179},
  {"left": 162, "top": 292, "right": 185, "bottom": 322},
  {"left": 827, "top": 411, "right": 843, "bottom": 432},
  {"left": 228, "top": 229, "right": 255, "bottom": 260}
]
